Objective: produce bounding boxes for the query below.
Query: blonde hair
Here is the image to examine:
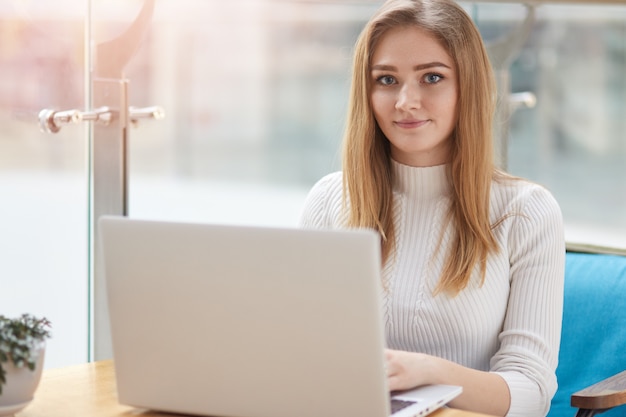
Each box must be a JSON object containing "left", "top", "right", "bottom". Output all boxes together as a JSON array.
[{"left": 342, "top": 0, "right": 499, "bottom": 295}]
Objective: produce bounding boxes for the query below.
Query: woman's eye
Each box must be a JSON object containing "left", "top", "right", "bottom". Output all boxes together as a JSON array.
[
  {"left": 377, "top": 75, "right": 396, "bottom": 86},
  {"left": 424, "top": 73, "right": 443, "bottom": 84}
]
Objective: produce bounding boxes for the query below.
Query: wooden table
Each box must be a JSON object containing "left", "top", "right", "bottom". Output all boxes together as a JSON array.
[{"left": 16, "top": 361, "right": 493, "bottom": 417}]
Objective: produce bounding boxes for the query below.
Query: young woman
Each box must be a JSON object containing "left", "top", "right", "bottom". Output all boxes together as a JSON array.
[{"left": 299, "top": 1, "right": 565, "bottom": 416}]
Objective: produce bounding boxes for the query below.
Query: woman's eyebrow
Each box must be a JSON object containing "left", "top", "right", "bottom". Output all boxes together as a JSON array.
[
  {"left": 371, "top": 62, "right": 452, "bottom": 71},
  {"left": 414, "top": 61, "right": 451, "bottom": 71}
]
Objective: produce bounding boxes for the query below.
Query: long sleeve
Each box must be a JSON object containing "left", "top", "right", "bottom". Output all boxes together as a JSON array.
[
  {"left": 299, "top": 172, "right": 345, "bottom": 229},
  {"left": 491, "top": 185, "right": 565, "bottom": 417}
]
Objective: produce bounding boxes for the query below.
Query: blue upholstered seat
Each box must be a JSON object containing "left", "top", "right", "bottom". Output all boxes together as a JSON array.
[{"left": 548, "top": 252, "right": 626, "bottom": 417}]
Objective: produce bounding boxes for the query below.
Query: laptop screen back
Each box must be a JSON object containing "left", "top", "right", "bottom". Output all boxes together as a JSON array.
[{"left": 100, "top": 216, "right": 392, "bottom": 417}]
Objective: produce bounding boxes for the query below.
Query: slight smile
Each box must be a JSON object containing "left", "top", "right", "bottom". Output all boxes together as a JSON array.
[{"left": 394, "top": 119, "right": 430, "bottom": 129}]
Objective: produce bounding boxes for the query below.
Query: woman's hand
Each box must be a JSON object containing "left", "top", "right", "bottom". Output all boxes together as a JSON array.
[
  {"left": 385, "top": 349, "right": 433, "bottom": 391},
  {"left": 384, "top": 348, "right": 511, "bottom": 416}
]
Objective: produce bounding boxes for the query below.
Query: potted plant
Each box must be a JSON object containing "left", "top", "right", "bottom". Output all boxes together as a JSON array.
[{"left": 0, "top": 314, "right": 51, "bottom": 415}]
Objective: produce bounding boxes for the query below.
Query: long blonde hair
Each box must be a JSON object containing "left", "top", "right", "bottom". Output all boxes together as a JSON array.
[{"left": 342, "top": 0, "right": 499, "bottom": 295}]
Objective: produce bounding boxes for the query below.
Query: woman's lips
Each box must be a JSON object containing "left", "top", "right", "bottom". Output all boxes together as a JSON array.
[{"left": 394, "top": 119, "right": 430, "bottom": 129}]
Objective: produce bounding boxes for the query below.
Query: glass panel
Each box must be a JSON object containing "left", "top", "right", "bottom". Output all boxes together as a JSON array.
[
  {"left": 123, "top": 0, "right": 625, "bottom": 253},
  {"left": 126, "top": 1, "right": 379, "bottom": 227},
  {"left": 467, "top": 2, "right": 626, "bottom": 252},
  {"left": 0, "top": 1, "right": 89, "bottom": 367},
  {"left": 89, "top": 0, "right": 157, "bottom": 360}
]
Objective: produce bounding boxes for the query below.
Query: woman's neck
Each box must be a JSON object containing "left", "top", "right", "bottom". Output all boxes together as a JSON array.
[{"left": 391, "top": 159, "right": 451, "bottom": 200}]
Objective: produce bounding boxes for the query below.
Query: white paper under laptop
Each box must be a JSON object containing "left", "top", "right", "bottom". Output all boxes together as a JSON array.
[{"left": 99, "top": 216, "right": 462, "bottom": 417}]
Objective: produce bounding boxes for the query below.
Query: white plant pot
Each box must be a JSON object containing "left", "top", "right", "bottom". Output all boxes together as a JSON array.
[{"left": 0, "top": 347, "right": 45, "bottom": 416}]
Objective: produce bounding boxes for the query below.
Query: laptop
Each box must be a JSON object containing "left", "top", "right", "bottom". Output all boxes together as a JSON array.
[{"left": 99, "top": 216, "right": 462, "bottom": 417}]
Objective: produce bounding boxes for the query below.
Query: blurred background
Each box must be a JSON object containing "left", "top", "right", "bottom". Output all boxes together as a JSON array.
[{"left": 1, "top": 0, "right": 625, "bottom": 369}]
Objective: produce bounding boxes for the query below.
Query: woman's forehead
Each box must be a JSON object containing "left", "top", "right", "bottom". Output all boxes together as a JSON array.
[{"left": 371, "top": 26, "right": 454, "bottom": 69}]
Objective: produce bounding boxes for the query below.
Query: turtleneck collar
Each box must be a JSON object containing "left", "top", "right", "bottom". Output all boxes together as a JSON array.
[{"left": 391, "top": 159, "right": 451, "bottom": 200}]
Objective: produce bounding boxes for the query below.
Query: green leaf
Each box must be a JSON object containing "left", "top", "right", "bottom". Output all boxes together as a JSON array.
[{"left": 0, "top": 314, "right": 51, "bottom": 394}]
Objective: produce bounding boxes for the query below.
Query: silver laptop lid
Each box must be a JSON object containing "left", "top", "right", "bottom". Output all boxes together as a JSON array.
[{"left": 100, "top": 216, "right": 392, "bottom": 417}]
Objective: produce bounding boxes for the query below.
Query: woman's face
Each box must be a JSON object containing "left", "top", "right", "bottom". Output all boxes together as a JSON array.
[{"left": 370, "top": 25, "right": 458, "bottom": 167}]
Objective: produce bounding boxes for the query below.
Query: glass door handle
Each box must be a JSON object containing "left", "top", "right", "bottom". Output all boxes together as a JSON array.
[
  {"left": 38, "top": 105, "right": 164, "bottom": 134},
  {"left": 129, "top": 106, "right": 165, "bottom": 125},
  {"left": 38, "top": 107, "right": 112, "bottom": 134}
]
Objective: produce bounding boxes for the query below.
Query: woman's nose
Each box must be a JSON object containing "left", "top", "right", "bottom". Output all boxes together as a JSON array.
[{"left": 395, "top": 83, "right": 421, "bottom": 111}]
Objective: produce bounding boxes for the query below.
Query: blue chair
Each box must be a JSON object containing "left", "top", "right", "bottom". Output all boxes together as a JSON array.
[{"left": 549, "top": 252, "right": 626, "bottom": 417}]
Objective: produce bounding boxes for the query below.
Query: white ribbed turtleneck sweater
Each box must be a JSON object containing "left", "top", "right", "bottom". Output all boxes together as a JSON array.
[{"left": 299, "top": 160, "right": 565, "bottom": 417}]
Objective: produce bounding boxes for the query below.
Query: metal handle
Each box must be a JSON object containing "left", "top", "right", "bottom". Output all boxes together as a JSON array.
[
  {"left": 38, "top": 107, "right": 112, "bottom": 134},
  {"left": 38, "top": 105, "right": 164, "bottom": 134},
  {"left": 129, "top": 106, "right": 165, "bottom": 121},
  {"left": 128, "top": 106, "right": 165, "bottom": 127}
]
